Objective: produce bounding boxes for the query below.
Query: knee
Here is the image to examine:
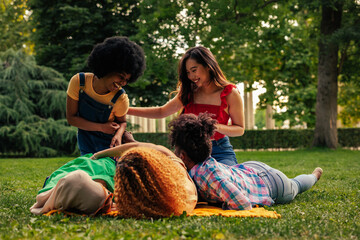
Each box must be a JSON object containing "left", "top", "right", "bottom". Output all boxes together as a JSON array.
[
  {"left": 275, "top": 178, "right": 298, "bottom": 204},
  {"left": 276, "top": 192, "right": 295, "bottom": 204},
  {"left": 60, "top": 170, "right": 90, "bottom": 189}
]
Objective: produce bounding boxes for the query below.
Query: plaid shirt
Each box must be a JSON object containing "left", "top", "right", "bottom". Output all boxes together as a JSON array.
[{"left": 189, "top": 157, "right": 274, "bottom": 210}]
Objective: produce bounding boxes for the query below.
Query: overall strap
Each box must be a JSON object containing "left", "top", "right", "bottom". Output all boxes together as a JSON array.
[
  {"left": 110, "top": 88, "right": 125, "bottom": 105},
  {"left": 79, "top": 72, "right": 85, "bottom": 91}
]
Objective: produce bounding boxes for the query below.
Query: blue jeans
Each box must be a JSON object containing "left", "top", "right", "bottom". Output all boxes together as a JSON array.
[
  {"left": 242, "top": 161, "right": 318, "bottom": 204},
  {"left": 211, "top": 136, "right": 238, "bottom": 166}
]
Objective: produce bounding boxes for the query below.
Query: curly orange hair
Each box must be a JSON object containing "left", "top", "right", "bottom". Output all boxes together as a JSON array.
[{"left": 114, "top": 147, "right": 189, "bottom": 219}]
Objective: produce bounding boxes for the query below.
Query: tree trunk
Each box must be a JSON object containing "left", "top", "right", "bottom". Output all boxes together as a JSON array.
[{"left": 312, "top": 2, "right": 342, "bottom": 149}]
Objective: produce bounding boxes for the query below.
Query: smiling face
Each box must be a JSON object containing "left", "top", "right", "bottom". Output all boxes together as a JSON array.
[
  {"left": 104, "top": 72, "right": 131, "bottom": 92},
  {"left": 185, "top": 58, "right": 211, "bottom": 88}
]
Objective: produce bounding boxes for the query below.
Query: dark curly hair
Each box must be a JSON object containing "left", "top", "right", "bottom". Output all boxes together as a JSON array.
[
  {"left": 168, "top": 113, "right": 217, "bottom": 163},
  {"left": 87, "top": 36, "right": 146, "bottom": 83}
]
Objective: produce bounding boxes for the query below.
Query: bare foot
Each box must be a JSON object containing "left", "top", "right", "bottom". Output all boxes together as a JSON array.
[{"left": 312, "top": 167, "right": 323, "bottom": 180}]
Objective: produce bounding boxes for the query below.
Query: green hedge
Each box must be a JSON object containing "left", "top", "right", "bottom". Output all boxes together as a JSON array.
[
  {"left": 134, "top": 128, "right": 360, "bottom": 150},
  {"left": 230, "top": 129, "right": 314, "bottom": 149},
  {"left": 338, "top": 128, "right": 360, "bottom": 147},
  {"left": 132, "top": 133, "right": 172, "bottom": 149},
  {"left": 1, "top": 128, "right": 359, "bottom": 157}
]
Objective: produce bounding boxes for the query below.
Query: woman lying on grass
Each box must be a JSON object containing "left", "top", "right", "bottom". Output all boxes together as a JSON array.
[
  {"left": 30, "top": 141, "right": 197, "bottom": 219},
  {"left": 168, "top": 113, "right": 323, "bottom": 210}
]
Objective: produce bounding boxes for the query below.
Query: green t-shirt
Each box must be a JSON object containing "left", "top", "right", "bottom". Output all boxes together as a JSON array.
[{"left": 39, "top": 154, "right": 116, "bottom": 194}]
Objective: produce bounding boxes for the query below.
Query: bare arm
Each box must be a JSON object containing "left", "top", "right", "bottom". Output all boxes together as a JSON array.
[
  {"left": 66, "top": 95, "right": 119, "bottom": 134},
  {"left": 215, "top": 88, "right": 245, "bottom": 137},
  {"left": 91, "top": 142, "right": 177, "bottom": 160},
  {"left": 127, "top": 94, "right": 183, "bottom": 119},
  {"left": 110, "top": 115, "right": 127, "bottom": 147}
]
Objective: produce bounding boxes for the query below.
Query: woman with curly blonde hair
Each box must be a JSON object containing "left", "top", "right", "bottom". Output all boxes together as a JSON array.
[
  {"left": 112, "top": 147, "right": 192, "bottom": 218},
  {"left": 91, "top": 143, "right": 197, "bottom": 219}
]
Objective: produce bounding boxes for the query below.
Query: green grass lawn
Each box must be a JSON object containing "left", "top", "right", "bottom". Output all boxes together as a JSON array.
[{"left": 0, "top": 149, "right": 359, "bottom": 239}]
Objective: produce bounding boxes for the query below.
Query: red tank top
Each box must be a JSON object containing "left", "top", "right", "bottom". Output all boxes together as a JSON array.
[{"left": 182, "top": 84, "right": 237, "bottom": 140}]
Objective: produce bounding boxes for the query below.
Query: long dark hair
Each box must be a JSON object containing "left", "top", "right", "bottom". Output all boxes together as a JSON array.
[{"left": 177, "top": 46, "right": 230, "bottom": 106}]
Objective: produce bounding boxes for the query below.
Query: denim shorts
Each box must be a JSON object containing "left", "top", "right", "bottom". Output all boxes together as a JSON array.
[{"left": 211, "top": 136, "right": 238, "bottom": 166}]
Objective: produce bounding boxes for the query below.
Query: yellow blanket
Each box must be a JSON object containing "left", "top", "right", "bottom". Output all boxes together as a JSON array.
[
  {"left": 44, "top": 204, "right": 281, "bottom": 219},
  {"left": 187, "top": 205, "right": 281, "bottom": 218},
  {"left": 103, "top": 204, "right": 281, "bottom": 219}
]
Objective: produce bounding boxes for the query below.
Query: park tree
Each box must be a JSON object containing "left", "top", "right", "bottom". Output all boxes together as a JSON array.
[
  {"left": 252, "top": 5, "right": 318, "bottom": 128},
  {"left": 0, "top": 49, "right": 76, "bottom": 156},
  {"left": 312, "top": 1, "right": 342, "bottom": 148},
  {"left": 0, "top": 0, "right": 32, "bottom": 52},
  {"left": 146, "top": 0, "right": 318, "bottom": 127},
  {"left": 141, "top": 0, "right": 359, "bottom": 149},
  {"left": 126, "top": 0, "right": 182, "bottom": 106},
  {"left": 302, "top": 0, "right": 360, "bottom": 148},
  {"left": 28, "top": 0, "right": 140, "bottom": 80}
]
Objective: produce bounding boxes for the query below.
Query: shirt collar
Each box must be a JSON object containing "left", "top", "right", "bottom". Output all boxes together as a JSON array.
[{"left": 188, "top": 156, "right": 213, "bottom": 177}]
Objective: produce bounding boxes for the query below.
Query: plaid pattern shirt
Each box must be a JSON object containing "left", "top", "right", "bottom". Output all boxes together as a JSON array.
[{"left": 189, "top": 157, "right": 274, "bottom": 210}]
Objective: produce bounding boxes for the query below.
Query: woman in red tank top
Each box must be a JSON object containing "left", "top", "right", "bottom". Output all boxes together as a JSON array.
[{"left": 128, "top": 46, "right": 245, "bottom": 165}]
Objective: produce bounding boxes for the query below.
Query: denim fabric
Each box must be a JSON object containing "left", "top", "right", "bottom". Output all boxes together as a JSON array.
[
  {"left": 77, "top": 90, "right": 113, "bottom": 155},
  {"left": 242, "top": 161, "right": 317, "bottom": 204},
  {"left": 211, "top": 136, "right": 238, "bottom": 166},
  {"left": 77, "top": 129, "right": 114, "bottom": 155}
]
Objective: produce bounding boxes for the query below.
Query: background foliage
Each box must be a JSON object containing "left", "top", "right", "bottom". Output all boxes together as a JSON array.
[
  {"left": 28, "top": 0, "right": 140, "bottom": 80},
  {"left": 0, "top": 0, "right": 359, "bottom": 155},
  {"left": 0, "top": 0, "right": 32, "bottom": 52},
  {"left": 0, "top": 49, "right": 76, "bottom": 156}
]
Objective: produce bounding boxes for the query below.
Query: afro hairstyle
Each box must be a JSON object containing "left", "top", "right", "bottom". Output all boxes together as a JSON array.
[{"left": 87, "top": 36, "right": 146, "bottom": 83}]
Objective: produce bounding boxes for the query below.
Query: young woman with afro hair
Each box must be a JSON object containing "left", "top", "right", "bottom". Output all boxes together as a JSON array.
[{"left": 66, "top": 36, "right": 146, "bottom": 156}]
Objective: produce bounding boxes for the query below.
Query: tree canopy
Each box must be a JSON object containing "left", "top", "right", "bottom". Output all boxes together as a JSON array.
[
  {"left": 1, "top": 0, "right": 359, "bottom": 155},
  {"left": 28, "top": 0, "right": 140, "bottom": 80},
  {"left": 0, "top": 0, "right": 32, "bottom": 52}
]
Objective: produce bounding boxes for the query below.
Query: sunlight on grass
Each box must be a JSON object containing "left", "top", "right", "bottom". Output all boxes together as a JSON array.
[{"left": 0, "top": 149, "right": 359, "bottom": 239}]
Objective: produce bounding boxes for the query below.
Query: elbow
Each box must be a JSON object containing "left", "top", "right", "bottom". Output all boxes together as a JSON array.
[
  {"left": 66, "top": 114, "right": 76, "bottom": 126},
  {"left": 240, "top": 128, "right": 245, "bottom": 136},
  {"left": 229, "top": 125, "right": 245, "bottom": 137},
  {"left": 66, "top": 115, "right": 71, "bottom": 125},
  {"left": 237, "top": 124, "right": 245, "bottom": 136}
]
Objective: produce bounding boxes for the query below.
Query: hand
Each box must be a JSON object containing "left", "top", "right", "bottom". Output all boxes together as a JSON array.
[
  {"left": 101, "top": 122, "right": 120, "bottom": 134},
  {"left": 110, "top": 202, "right": 117, "bottom": 212},
  {"left": 90, "top": 155, "right": 97, "bottom": 160},
  {"left": 110, "top": 134, "right": 122, "bottom": 148}
]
